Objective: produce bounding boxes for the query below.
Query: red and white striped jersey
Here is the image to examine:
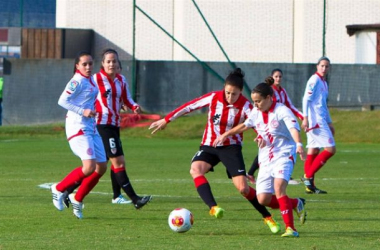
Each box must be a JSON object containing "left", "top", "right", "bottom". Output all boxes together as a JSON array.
[
  {"left": 272, "top": 85, "right": 303, "bottom": 120},
  {"left": 165, "top": 90, "right": 253, "bottom": 147},
  {"left": 94, "top": 69, "right": 139, "bottom": 127}
]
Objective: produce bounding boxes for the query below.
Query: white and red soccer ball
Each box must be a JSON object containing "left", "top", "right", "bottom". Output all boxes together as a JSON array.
[{"left": 168, "top": 208, "right": 194, "bottom": 233}]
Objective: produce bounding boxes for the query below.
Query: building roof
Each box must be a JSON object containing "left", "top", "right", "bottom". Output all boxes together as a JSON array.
[{"left": 346, "top": 23, "right": 380, "bottom": 36}]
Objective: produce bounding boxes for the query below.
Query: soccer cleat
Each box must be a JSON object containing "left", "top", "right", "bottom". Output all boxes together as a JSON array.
[
  {"left": 301, "top": 176, "right": 327, "bottom": 194},
  {"left": 69, "top": 193, "right": 83, "bottom": 219},
  {"left": 134, "top": 195, "right": 152, "bottom": 209},
  {"left": 62, "top": 191, "right": 70, "bottom": 208},
  {"left": 305, "top": 186, "right": 327, "bottom": 194},
  {"left": 112, "top": 195, "right": 132, "bottom": 204},
  {"left": 51, "top": 183, "right": 64, "bottom": 211},
  {"left": 294, "top": 198, "right": 307, "bottom": 224},
  {"left": 209, "top": 206, "right": 225, "bottom": 219},
  {"left": 281, "top": 227, "right": 299, "bottom": 237},
  {"left": 263, "top": 216, "right": 281, "bottom": 234}
]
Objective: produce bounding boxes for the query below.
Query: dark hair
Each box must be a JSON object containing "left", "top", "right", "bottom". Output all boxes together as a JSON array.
[
  {"left": 252, "top": 82, "right": 273, "bottom": 97},
  {"left": 271, "top": 68, "right": 283, "bottom": 76},
  {"left": 118, "top": 60, "right": 122, "bottom": 70},
  {"left": 73, "top": 51, "right": 92, "bottom": 74},
  {"left": 264, "top": 76, "right": 275, "bottom": 86},
  {"left": 225, "top": 68, "right": 244, "bottom": 90},
  {"left": 317, "top": 56, "right": 330, "bottom": 65}
]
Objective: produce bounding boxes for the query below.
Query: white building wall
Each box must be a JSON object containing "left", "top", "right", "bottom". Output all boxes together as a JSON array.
[
  {"left": 56, "top": 0, "right": 380, "bottom": 63},
  {"left": 355, "top": 31, "right": 376, "bottom": 64}
]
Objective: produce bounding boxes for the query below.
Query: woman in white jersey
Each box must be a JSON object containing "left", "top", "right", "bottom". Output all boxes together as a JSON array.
[
  {"left": 51, "top": 51, "right": 107, "bottom": 219},
  {"left": 247, "top": 70, "right": 303, "bottom": 185},
  {"left": 214, "top": 81, "right": 307, "bottom": 237},
  {"left": 61, "top": 51, "right": 152, "bottom": 209},
  {"left": 301, "top": 57, "right": 336, "bottom": 194}
]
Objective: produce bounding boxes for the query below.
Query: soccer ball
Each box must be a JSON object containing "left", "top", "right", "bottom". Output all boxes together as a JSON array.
[{"left": 168, "top": 208, "right": 194, "bottom": 233}]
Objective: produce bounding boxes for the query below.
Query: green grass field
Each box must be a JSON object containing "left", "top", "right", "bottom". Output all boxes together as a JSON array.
[{"left": 1, "top": 110, "right": 380, "bottom": 249}]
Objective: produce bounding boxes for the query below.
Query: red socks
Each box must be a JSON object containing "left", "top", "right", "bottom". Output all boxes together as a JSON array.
[
  {"left": 193, "top": 175, "right": 209, "bottom": 188},
  {"left": 75, "top": 171, "right": 102, "bottom": 202},
  {"left": 56, "top": 167, "right": 85, "bottom": 192},
  {"left": 305, "top": 151, "right": 334, "bottom": 178},
  {"left": 267, "top": 195, "right": 298, "bottom": 210},
  {"left": 304, "top": 154, "right": 317, "bottom": 178},
  {"left": 278, "top": 195, "right": 295, "bottom": 230},
  {"left": 244, "top": 187, "right": 256, "bottom": 200}
]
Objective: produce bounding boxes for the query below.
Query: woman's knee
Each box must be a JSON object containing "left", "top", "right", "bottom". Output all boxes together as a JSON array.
[
  {"left": 190, "top": 162, "right": 208, "bottom": 178},
  {"left": 257, "top": 194, "right": 270, "bottom": 206}
]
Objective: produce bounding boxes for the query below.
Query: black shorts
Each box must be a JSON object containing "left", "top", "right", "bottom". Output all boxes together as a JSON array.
[
  {"left": 96, "top": 124, "right": 124, "bottom": 158},
  {"left": 191, "top": 145, "right": 246, "bottom": 177}
]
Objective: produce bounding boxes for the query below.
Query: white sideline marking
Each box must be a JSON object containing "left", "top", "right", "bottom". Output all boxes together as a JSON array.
[
  {"left": 0, "top": 139, "right": 21, "bottom": 142},
  {"left": 340, "top": 149, "right": 380, "bottom": 153}
]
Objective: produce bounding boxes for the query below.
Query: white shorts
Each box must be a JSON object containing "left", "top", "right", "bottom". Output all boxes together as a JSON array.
[
  {"left": 256, "top": 157, "right": 294, "bottom": 195},
  {"left": 306, "top": 125, "right": 335, "bottom": 148},
  {"left": 68, "top": 133, "right": 107, "bottom": 162}
]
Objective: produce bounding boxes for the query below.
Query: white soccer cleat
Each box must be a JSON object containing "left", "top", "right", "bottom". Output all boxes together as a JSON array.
[
  {"left": 112, "top": 195, "right": 132, "bottom": 204},
  {"left": 69, "top": 193, "right": 83, "bottom": 219},
  {"left": 51, "top": 183, "right": 64, "bottom": 211}
]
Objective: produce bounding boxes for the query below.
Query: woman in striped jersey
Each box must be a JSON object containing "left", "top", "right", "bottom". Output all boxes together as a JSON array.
[
  {"left": 51, "top": 51, "right": 108, "bottom": 219},
  {"left": 93, "top": 48, "right": 152, "bottom": 208},
  {"left": 301, "top": 57, "right": 336, "bottom": 194},
  {"left": 149, "top": 68, "right": 281, "bottom": 234}
]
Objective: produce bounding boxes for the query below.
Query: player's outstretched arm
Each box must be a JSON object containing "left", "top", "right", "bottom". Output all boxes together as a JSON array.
[
  {"left": 149, "top": 118, "right": 167, "bottom": 134},
  {"left": 213, "top": 123, "right": 248, "bottom": 147}
]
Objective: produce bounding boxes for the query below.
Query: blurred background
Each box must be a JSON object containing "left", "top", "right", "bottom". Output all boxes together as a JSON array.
[{"left": 0, "top": 0, "right": 379, "bottom": 125}]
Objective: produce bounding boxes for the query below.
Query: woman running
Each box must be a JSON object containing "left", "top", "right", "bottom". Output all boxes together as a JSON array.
[{"left": 214, "top": 81, "right": 307, "bottom": 237}]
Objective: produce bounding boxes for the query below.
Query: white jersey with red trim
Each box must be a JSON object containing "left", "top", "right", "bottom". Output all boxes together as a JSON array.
[
  {"left": 244, "top": 102, "right": 299, "bottom": 165},
  {"left": 94, "top": 69, "right": 139, "bottom": 127},
  {"left": 58, "top": 71, "right": 98, "bottom": 139},
  {"left": 272, "top": 85, "right": 303, "bottom": 120},
  {"left": 302, "top": 73, "right": 332, "bottom": 128},
  {"left": 165, "top": 90, "right": 253, "bottom": 147}
]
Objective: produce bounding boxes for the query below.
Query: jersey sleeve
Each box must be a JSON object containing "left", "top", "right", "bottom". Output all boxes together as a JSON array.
[
  {"left": 279, "top": 106, "right": 300, "bottom": 131},
  {"left": 302, "top": 76, "right": 318, "bottom": 117},
  {"left": 243, "top": 108, "right": 257, "bottom": 128},
  {"left": 58, "top": 79, "right": 85, "bottom": 115},
  {"left": 120, "top": 75, "right": 139, "bottom": 110},
  {"left": 164, "top": 92, "right": 214, "bottom": 123},
  {"left": 283, "top": 88, "right": 304, "bottom": 120}
]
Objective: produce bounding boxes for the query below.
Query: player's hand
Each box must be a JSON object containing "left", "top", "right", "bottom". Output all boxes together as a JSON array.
[
  {"left": 133, "top": 105, "right": 141, "bottom": 114},
  {"left": 297, "top": 146, "right": 306, "bottom": 161},
  {"left": 213, "top": 134, "right": 227, "bottom": 147},
  {"left": 254, "top": 136, "right": 266, "bottom": 148},
  {"left": 149, "top": 119, "right": 167, "bottom": 134},
  {"left": 83, "top": 109, "right": 96, "bottom": 118},
  {"left": 246, "top": 174, "right": 256, "bottom": 185}
]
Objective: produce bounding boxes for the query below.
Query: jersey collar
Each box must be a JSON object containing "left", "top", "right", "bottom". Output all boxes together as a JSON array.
[
  {"left": 315, "top": 72, "right": 325, "bottom": 81},
  {"left": 264, "top": 100, "right": 276, "bottom": 113},
  {"left": 218, "top": 89, "right": 245, "bottom": 108},
  {"left": 75, "top": 70, "right": 90, "bottom": 79}
]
